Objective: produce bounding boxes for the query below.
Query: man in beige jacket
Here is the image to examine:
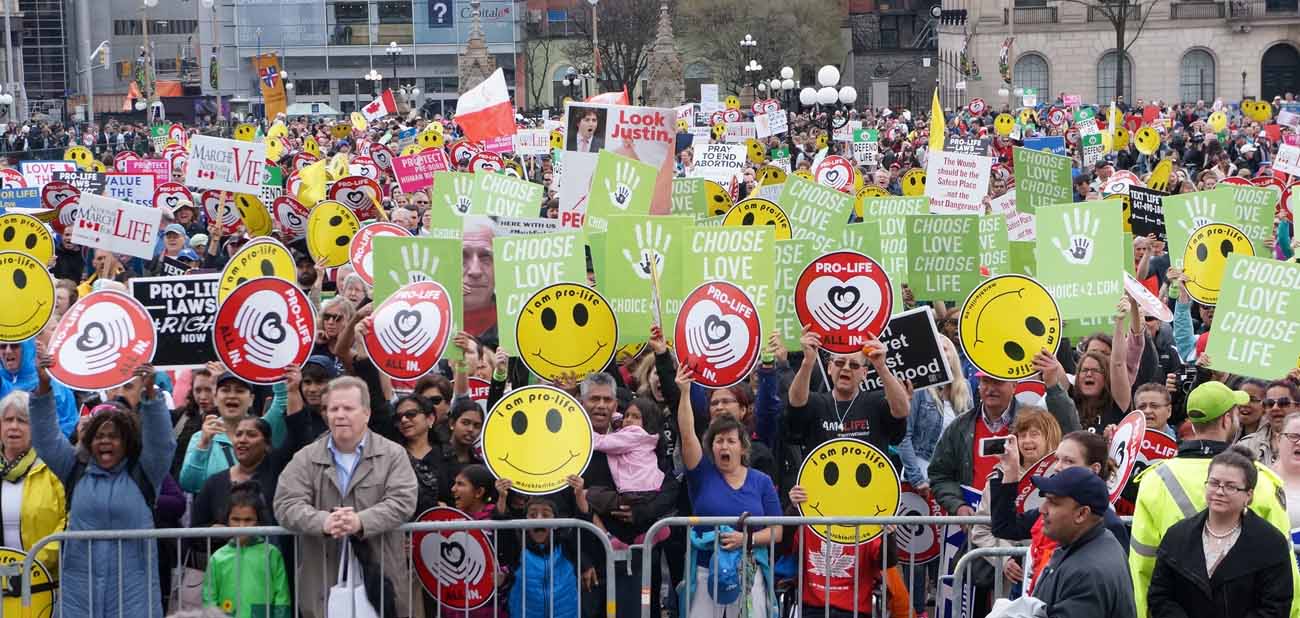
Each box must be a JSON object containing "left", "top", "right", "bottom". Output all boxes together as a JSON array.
[{"left": 274, "top": 376, "right": 419, "bottom": 618}]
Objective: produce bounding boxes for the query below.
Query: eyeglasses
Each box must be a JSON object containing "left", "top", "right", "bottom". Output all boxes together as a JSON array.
[
  {"left": 1077, "top": 367, "right": 1104, "bottom": 376},
  {"left": 830, "top": 358, "right": 864, "bottom": 370},
  {"left": 1281, "top": 433, "right": 1300, "bottom": 445},
  {"left": 1205, "top": 479, "right": 1248, "bottom": 495},
  {"left": 322, "top": 314, "right": 344, "bottom": 322},
  {"left": 710, "top": 397, "right": 739, "bottom": 408},
  {"left": 398, "top": 410, "right": 426, "bottom": 420},
  {"left": 427, "top": 396, "right": 444, "bottom": 405},
  {"left": 1264, "top": 398, "right": 1294, "bottom": 409}
]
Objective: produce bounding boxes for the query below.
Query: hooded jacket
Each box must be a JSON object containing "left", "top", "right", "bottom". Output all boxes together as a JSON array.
[{"left": 0, "top": 340, "right": 78, "bottom": 438}]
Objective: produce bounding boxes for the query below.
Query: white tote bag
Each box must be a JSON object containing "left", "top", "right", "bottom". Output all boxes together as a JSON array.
[{"left": 327, "top": 541, "right": 380, "bottom": 618}]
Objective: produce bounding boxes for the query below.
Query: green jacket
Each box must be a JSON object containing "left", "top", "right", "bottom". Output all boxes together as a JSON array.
[
  {"left": 927, "top": 384, "right": 1080, "bottom": 516},
  {"left": 180, "top": 383, "right": 288, "bottom": 493},
  {"left": 203, "top": 538, "right": 291, "bottom": 618}
]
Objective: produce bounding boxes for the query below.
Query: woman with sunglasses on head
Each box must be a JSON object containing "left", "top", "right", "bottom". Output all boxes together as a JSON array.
[
  {"left": 1239, "top": 381, "right": 1300, "bottom": 465},
  {"left": 395, "top": 394, "right": 441, "bottom": 517},
  {"left": 413, "top": 374, "right": 453, "bottom": 445}
]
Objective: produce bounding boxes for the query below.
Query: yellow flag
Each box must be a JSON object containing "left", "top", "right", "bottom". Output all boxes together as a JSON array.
[
  {"left": 929, "top": 88, "right": 945, "bottom": 154},
  {"left": 297, "top": 160, "right": 328, "bottom": 206}
]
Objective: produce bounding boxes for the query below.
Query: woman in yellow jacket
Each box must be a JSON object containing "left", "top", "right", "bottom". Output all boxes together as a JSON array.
[{"left": 0, "top": 390, "right": 67, "bottom": 576}]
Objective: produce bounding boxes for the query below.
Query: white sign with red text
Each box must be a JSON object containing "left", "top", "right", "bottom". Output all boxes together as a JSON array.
[
  {"left": 69, "top": 193, "right": 163, "bottom": 259},
  {"left": 19, "top": 160, "right": 76, "bottom": 189},
  {"left": 184, "top": 135, "right": 267, "bottom": 194},
  {"left": 924, "top": 150, "right": 992, "bottom": 215}
]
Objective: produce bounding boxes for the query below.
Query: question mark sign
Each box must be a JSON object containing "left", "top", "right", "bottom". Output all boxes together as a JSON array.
[{"left": 433, "top": 1, "right": 448, "bottom": 23}]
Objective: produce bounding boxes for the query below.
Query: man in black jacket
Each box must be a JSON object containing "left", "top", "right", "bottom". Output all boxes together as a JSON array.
[{"left": 1032, "top": 467, "right": 1137, "bottom": 618}]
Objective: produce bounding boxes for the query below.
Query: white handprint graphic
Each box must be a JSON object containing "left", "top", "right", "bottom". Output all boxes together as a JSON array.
[
  {"left": 1182, "top": 194, "right": 1217, "bottom": 234},
  {"left": 420, "top": 531, "right": 487, "bottom": 588},
  {"left": 233, "top": 290, "right": 298, "bottom": 369},
  {"left": 374, "top": 300, "right": 438, "bottom": 357},
  {"left": 388, "top": 243, "right": 440, "bottom": 287},
  {"left": 58, "top": 302, "right": 135, "bottom": 377},
  {"left": 805, "top": 275, "right": 882, "bottom": 332},
  {"left": 604, "top": 161, "right": 641, "bottom": 211},
  {"left": 1051, "top": 208, "right": 1100, "bottom": 265},
  {"left": 683, "top": 300, "right": 750, "bottom": 370},
  {"left": 620, "top": 220, "right": 671, "bottom": 280},
  {"left": 445, "top": 176, "right": 474, "bottom": 215}
]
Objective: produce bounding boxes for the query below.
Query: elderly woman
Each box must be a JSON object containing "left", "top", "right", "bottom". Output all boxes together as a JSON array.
[
  {"left": 0, "top": 391, "right": 66, "bottom": 576},
  {"left": 339, "top": 272, "right": 370, "bottom": 308},
  {"left": 30, "top": 353, "right": 174, "bottom": 618}
]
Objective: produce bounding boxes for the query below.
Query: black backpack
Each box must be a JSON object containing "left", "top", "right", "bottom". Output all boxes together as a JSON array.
[{"left": 65, "top": 459, "right": 156, "bottom": 518}]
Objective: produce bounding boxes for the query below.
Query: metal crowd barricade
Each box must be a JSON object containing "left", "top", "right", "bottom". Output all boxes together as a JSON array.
[
  {"left": 637, "top": 515, "right": 1020, "bottom": 618},
  {"left": 18, "top": 518, "right": 616, "bottom": 618}
]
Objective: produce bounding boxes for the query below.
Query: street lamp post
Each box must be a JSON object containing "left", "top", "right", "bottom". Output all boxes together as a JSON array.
[
  {"left": 364, "top": 68, "right": 383, "bottom": 97},
  {"left": 386, "top": 41, "right": 402, "bottom": 84},
  {"left": 740, "top": 34, "right": 757, "bottom": 99},
  {"left": 800, "top": 65, "right": 856, "bottom": 153},
  {"left": 562, "top": 66, "right": 578, "bottom": 101},
  {"left": 744, "top": 60, "right": 763, "bottom": 98},
  {"left": 578, "top": 65, "right": 595, "bottom": 100}
]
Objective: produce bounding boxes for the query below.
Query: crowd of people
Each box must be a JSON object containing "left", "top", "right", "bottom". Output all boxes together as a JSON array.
[{"left": 0, "top": 83, "right": 1297, "bottom": 618}]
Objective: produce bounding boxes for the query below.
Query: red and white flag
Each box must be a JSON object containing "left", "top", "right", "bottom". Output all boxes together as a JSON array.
[
  {"left": 361, "top": 89, "right": 397, "bottom": 122},
  {"left": 455, "top": 68, "right": 516, "bottom": 143},
  {"left": 586, "top": 88, "right": 629, "bottom": 105}
]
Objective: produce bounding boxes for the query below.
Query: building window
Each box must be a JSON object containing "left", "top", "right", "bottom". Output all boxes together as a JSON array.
[
  {"left": 294, "top": 79, "right": 331, "bottom": 96},
  {"left": 1097, "top": 50, "right": 1134, "bottom": 103},
  {"left": 378, "top": 2, "right": 411, "bottom": 24},
  {"left": 333, "top": 2, "right": 368, "bottom": 24},
  {"left": 113, "top": 20, "right": 198, "bottom": 36},
  {"left": 1179, "top": 49, "right": 1214, "bottom": 103},
  {"left": 879, "top": 15, "right": 915, "bottom": 49},
  {"left": 1013, "top": 53, "right": 1050, "bottom": 97}
]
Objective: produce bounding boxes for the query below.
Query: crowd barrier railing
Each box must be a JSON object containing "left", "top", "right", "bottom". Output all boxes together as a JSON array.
[{"left": 16, "top": 518, "right": 616, "bottom": 618}]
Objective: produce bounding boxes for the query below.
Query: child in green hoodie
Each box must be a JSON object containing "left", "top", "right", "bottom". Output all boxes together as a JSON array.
[{"left": 203, "top": 481, "right": 291, "bottom": 618}]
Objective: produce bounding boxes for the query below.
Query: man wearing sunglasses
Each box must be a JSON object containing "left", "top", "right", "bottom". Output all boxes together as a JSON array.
[{"left": 787, "top": 324, "right": 911, "bottom": 454}]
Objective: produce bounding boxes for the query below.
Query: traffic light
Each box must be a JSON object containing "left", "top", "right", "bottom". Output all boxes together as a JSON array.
[{"left": 98, "top": 44, "right": 111, "bottom": 70}]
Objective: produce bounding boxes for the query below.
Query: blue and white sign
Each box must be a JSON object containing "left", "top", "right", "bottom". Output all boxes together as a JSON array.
[
  {"left": 1023, "top": 136, "right": 1067, "bottom": 157},
  {"left": 428, "top": 0, "right": 454, "bottom": 27},
  {"left": 104, "top": 174, "right": 156, "bottom": 207},
  {"left": 0, "top": 187, "right": 40, "bottom": 210}
]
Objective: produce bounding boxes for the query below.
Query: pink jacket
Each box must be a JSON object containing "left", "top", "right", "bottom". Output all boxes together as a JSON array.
[{"left": 592, "top": 426, "right": 664, "bottom": 493}]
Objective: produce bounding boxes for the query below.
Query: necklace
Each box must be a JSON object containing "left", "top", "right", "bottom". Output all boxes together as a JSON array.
[{"left": 1204, "top": 521, "right": 1241, "bottom": 539}]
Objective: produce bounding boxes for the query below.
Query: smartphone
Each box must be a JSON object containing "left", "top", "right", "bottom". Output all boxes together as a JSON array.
[{"left": 980, "top": 436, "right": 1009, "bottom": 457}]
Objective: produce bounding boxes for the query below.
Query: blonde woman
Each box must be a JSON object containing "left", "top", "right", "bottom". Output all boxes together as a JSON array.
[{"left": 898, "top": 337, "right": 972, "bottom": 496}]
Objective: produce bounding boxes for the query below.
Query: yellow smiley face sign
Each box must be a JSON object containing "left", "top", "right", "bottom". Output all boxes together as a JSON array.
[
  {"left": 854, "top": 185, "right": 891, "bottom": 219},
  {"left": 64, "top": 146, "right": 95, "bottom": 170},
  {"left": 233, "top": 123, "right": 257, "bottom": 142},
  {"left": 482, "top": 385, "right": 593, "bottom": 495},
  {"left": 350, "top": 111, "right": 368, "bottom": 132},
  {"left": 218, "top": 238, "right": 297, "bottom": 302},
  {"left": 796, "top": 438, "right": 901, "bottom": 544},
  {"left": 0, "top": 213, "right": 54, "bottom": 264},
  {"left": 675, "top": 118, "right": 689, "bottom": 132},
  {"left": 722, "top": 198, "right": 792, "bottom": 239},
  {"left": 400, "top": 143, "right": 422, "bottom": 157},
  {"left": 815, "top": 133, "right": 829, "bottom": 151},
  {"left": 330, "top": 124, "right": 352, "bottom": 140},
  {"left": 900, "top": 168, "right": 926, "bottom": 197},
  {"left": 1018, "top": 108, "right": 1037, "bottom": 126},
  {"left": 994, "top": 113, "right": 1015, "bottom": 137},
  {"left": 724, "top": 95, "right": 741, "bottom": 111},
  {"left": 0, "top": 547, "right": 53, "bottom": 618},
  {"left": 703, "top": 180, "right": 733, "bottom": 216},
  {"left": 1208, "top": 111, "right": 1228, "bottom": 133},
  {"left": 1183, "top": 223, "right": 1254, "bottom": 305},
  {"left": 745, "top": 139, "right": 766, "bottom": 165},
  {"left": 516, "top": 282, "right": 618, "bottom": 382},
  {"left": 1133, "top": 127, "right": 1161, "bottom": 156},
  {"left": 1241, "top": 99, "right": 1273, "bottom": 123},
  {"left": 234, "top": 193, "right": 273, "bottom": 237},
  {"left": 303, "top": 136, "right": 322, "bottom": 158},
  {"left": 267, "top": 121, "right": 288, "bottom": 140},
  {"left": 959, "top": 274, "right": 1061, "bottom": 380},
  {"left": 0, "top": 251, "right": 54, "bottom": 343},
  {"left": 1111, "top": 126, "right": 1130, "bottom": 151},
  {"left": 306, "top": 200, "right": 361, "bottom": 267},
  {"left": 265, "top": 136, "right": 285, "bottom": 162},
  {"left": 755, "top": 165, "right": 787, "bottom": 187},
  {"left": 550, "top": 128, "right": 564, "bottom": 150},
  {"left": 711, "top": 123, "right": 727, "bottom": 141},
  {"left": 793, "top": 169, "right": 815, "bottom": 183},
  {"left": 419, "top": 130, "right": 446, "bottom": 151}
]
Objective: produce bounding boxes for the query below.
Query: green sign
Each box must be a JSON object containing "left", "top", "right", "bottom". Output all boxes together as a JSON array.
[
  {"left": 1163, "top": 187, "right": 1236, "bottom": 268},
  {"left": 1034, "top": 201, "right": 1125, "bottom": 319},
  {"left": 1063, "top": 314, "right": 1112, "bottom": 340},
  {"left": 371, "top": 236, "right": 464, "bottom": 360},
  {"left": 1012, "top": 147, "right": 1072, "bottom": 215},
  {"left": 603, "top": 215, "right": 691, "bottom": 345},
  {"left": 421, "top": 196, "right": 464, "bottom": 240},
  {"left": 683, "top": 226, "right": 777, "bottom": 334},
  {"left": 778, "top": 174, "right": 852, "bottom": 253},
  {"left": 1207, "top": 254, "right": 1300, "bottom": 380},
  {"left": 774, "top": 239, "right": 818, "bottom": 351},
  {"left": 469, "top": 172, "right": 543, "bottom": 218},
  {"left": 1226, "top": 184, "right": 1277, "bottom": 256},
  {"left": 1009, "top": 240, "right": 1037, "bottom": 277},
  {"left": 671, "top": 178, "right": 710, "bottom": 218},
  {"left": 980, "top": 215, "right": 1010, "bottom": 276},
  {"left": 492, "top": 231, "right": 587, "bottom": 355},
  {"left": 906, "top": 215, "right": 981, "bottom": 301},
  {"left": 429, "top": 171, "right": 475, "bottom": 218},
  {"left": 853, "top": 128, "right": 879, "bottom": 143},
  {"left": 586, "top": 150, "right": 657, "bottom": 233},
  {"left": 770, "top": 147, "right": 790, "bottom": 160},
  {"left": 862, "top": 196, "right": 927, "bottom": 308},
  {"left": 588, "top": 232, "right": 606, "bottom": 291}
]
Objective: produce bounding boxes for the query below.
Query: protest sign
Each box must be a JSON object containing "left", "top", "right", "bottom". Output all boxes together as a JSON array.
[
  {"left": 0, "top": 252, "right": 53, "bottom": 343},
  {"left": 411, "top": 507, "right": 499, "bottom": 610},
  {"left": 482, "top": 385, "right": 595, "bottom": 494},
  {"left": 493, "top": 231, "right": 587, "bottom": 356},
  {"left": 585, "top": 150, "right": 657, "bottom": 232},
  {"left": 20, "top": 161, "right": 77, "bottom": 188},
  {"left": 980, "top": 215, "right": 1010, "bottom": 275},
  {"left": 468, "top": 172, "right": 542, "bottom": 219},
  {"left": 670, "top": 178, "right": 714, "bottom": 218},
  {"left": 69, "top": 193, "right": 162, "bottom": 259},
  {"left": 795, "top": 251, "right": 893, "bottom": 353},
  {"left": 853, "top": 128, "right": 880, "bottom": 166},
  {"left": 364, "top": 281, "right": 454, "bottom": 380},
  {"left": 516, "top": 282, "right": 618, "bottom": 382},
  {"left": 603, "top": 215, "right": 690, "bottom": 344},
  {"left": 103, "top": 173, "right": 155, "bottom": 207},
  {"left": 184, "top": 135, "right": 267, "bottom": 194},
  {"left": 991, "top": 189, "right": 1035, "bottom": 241},
  {"left": 778, "top": 174, "right": 852, "bottom": 252},
  {"left": 372, "top": 236, "right": 464, "bottom": 361},
  {"left": 392, "top": 150, "right": 452, "bottom": 194},
  {"left": 1207, "top": 255, "right": 1300, "bottom": 380},
  {"left": 123, "top": 159, "right": 170, "bottom": 186},
  {"left": 675, "top": 280, "right": 763, "bottom": 388},
  {"left": 1035, "top": 201, "right": 1125, "bottom": 319},
  {"left": 47, "top": 291, "right": 156, "bottom": 391},
  {"left": 214, "top": 277, "right": 314, "bottom": 385},
  {"left": 841, "top": 220, "right": 882, "bottom": 258},
  {"left": 960, "top": 274, "right": 1062, "bottom": 379},
  {"left": 723, "top": 122, "right": 757, "bottom": 143},
  {"left": 862, "top": 196, "right": 927, "bottom": 313},
  {"left": 1226, "top": 183, "right": 1279, "bottom": 255},
  {"left": 53, "top": 171, "right": 105, "bottom": 195},
  {"left": 943, "top": 135, "right": 990, "bottom": 156},
  {"left": 1022, "top": 136, "right": 1067, "bottom": 157},
  {"left": 683, "top": 226, "right": 776, "bottom": 332},
  {"left": 130, "top": 273, "right": 219, "bottom": 369},
  {"left": 690, "top": 143, "right": 747, "bottom": 184},
  {"left": 775, "top": 239, "right": 819, "bottom": 350},
  {"left": 907, "top": 215, "right": 981, "bottom": 301},
  {"left": 428, "top": 171, "right": 475, "bottom": 217},
  {"left": 795, "top": 439, "right": 899, "bottom": 544},
  {"left": 1163, "top": 187, "right": 1236, "bottom": 268},
  {"left": 861, "top": 306, "right": 953, "bottom": 392},
  {"left": 0, "top": 187, "right": 39, "bottom": 210},
  {"left": 491, "top": 216, "right": 563, "bottom": 236},
  {"left": 1128, "top": 187, "right": 1167, "bottom": 240},
  {"left": 557, "top": 102, "right": 675, "bottom": 225},
  {"left": 1012, "top": 147, "right": 1073, "bottom": 215},
  {"left": 924, "top": 151, "right": 991, "bottom": 215},
  {"left": 1275, "top": 143, "right": 1300, "bottom": 176}
]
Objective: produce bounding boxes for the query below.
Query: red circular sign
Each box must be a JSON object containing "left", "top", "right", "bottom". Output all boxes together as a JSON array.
[
  {"left": 292, "top": 152, "right": 318, "bottom": 172},
  {"left": 794, "top": 251, "right": 893, "bottom": 354},
  {"left": 468, "top": 376, "right": 491, "bottom": 411},
  {"left": 449, "top": 140, "right": 478, "bottom": 166},
  {"left": 202, "top": 190, "right": 240, "bottom": 234},
  {"left": 813, "top": 155, "right": 854, "bottom": 193},
  {"left": 1014, "top": 454, "right": 1057, "bottom": 514},
  {"left": 897, "top": 483, "right": 943, "bottom": 564},
  {"left": 213, "top": 277, "right": 316, "bottom": 385},
  {"left": 364, "top": 281, "right": 454, "bottom": 380},
  {"left": 0, "top": 168, "right": 25, "bottom": 188},
  {"left": 710, "top": 110, "right": 726, "bottom": 126},
  {"left": 41, "top": 181, "right": 78, "bottom": 212},
  {"left": 968, "top": 98, "right": 987, "bottom": 116},
  {"left": 113, "top": 151, "right": 140, "bottom": 171},
  {"left": 1218, "top": 176, "right": 1251, "bottom": 188},
  {"left": 673, "top": 281, "right": 761, "bottom": 388},
  {"left": 271, "top": 196, "right": 310, "bottom": 241},
  {"left": 48, "top": 291, "right": 157, "bottom": 391},
  {"left": 1106, "top": 410, "right": 1147, "bottom": 503},
  {"left": 328, "top": 176, "right": 382, "bottom": 219},
  {"left": 154, "top": 182, "right": 194, "bottom": 212},
  {"left": 52, "top": 195, "right": 81, "bottom": 235},
  {"left": 369, "top": 144, "right": 394, "bottom": 171},
  {"left": 762, "top": 99, "right": 781, "bottom": 115},
  {"left": 723, "top": 109, "right": 743, "bottom": 123},
  {"left": 1136, "top": 429, "right": 1178, "bottom": 475},
  {"left": 468, "top": 151, "right": 503, "bottom": 174},
  {"left": 351, "top": 156, "right": 380, "bottom": 180},
  {"left": 348, "top": 221, "right": 412, "bottom": 285},
  {"left": 1047, "top": 108, "right": 1068, "bottom": 127},
  {"left": 411, "top": 506, "right": 497, "bottom": 610}
]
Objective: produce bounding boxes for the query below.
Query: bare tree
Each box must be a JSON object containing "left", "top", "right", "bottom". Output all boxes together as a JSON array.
[
  {"left": 677, "top": 0, "right": 846, "bottom": 95},
  {"left": 1055, "top": 0, "right": 1161, "bottom": 100},
  {"left": 523, "top": 36, "right": 558, "bottom": 109},
  {"left": 566, "top": 0, "right": 668, "bottom": 97}
]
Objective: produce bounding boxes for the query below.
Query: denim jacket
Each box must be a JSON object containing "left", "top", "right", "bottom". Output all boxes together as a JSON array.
[{"left": 898, "top": 389, "right": 949, "bottom": 486}]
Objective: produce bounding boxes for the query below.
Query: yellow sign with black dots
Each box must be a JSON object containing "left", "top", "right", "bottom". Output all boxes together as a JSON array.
[{"left": 796, "top": 438, "right": 900, "bottom": 544}]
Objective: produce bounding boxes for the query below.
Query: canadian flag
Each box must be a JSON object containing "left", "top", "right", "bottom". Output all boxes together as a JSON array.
[
  {"left": 455, "top": 68, "right": 516, "bottom": 143},
  {"left": 585, "top": 88, "right": 629, "bottom": 105},
  {"left": 361, "top": 89, "right": 397, "bottom": 122}
]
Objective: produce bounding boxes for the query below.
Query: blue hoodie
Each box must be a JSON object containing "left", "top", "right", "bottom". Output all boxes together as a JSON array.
[{"left": 0, "top": 340, "right": 78, "bottom": 438}]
